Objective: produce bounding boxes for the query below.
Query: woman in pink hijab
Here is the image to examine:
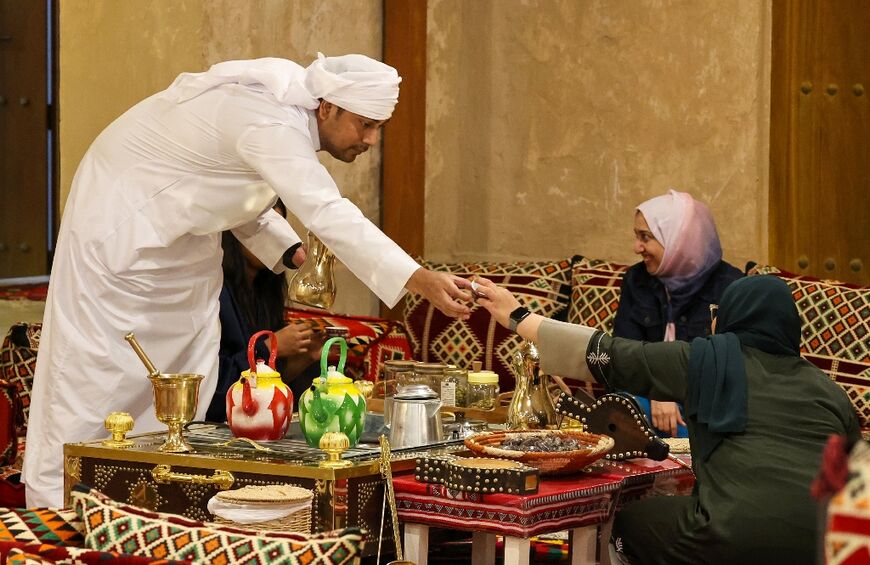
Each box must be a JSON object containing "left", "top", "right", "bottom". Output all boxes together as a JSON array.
[{"left": 613, "top": 189, "right": 743, "bottom": 437}]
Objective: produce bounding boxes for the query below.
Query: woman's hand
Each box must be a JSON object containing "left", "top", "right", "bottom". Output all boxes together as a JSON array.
[
  {"left": 274, "top": 322, "right": 315, "bottom": 357},
  {"left": 650, "top": 400, "right": 686, "bottom": 437},
  {"left": 470, "top": 276, "right": 521, "bottom": 328}
]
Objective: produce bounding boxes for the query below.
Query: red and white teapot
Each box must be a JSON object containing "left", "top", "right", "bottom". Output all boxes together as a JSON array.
[{"left": 226, "top": 330, "right": 293, "bottom": 441}]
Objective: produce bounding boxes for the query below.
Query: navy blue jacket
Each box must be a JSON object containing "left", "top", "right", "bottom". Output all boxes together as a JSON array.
[{"left": 613, "top": 260, "right": 744, "bottom": 342}]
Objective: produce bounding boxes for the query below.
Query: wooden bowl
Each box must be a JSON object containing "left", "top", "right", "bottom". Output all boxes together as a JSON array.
[{"left": 464, "top": 429, "right": 614, "bottom": 475}]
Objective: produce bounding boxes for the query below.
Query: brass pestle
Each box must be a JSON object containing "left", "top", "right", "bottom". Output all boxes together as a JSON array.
[
  {"left": 124, "top": 333, "right": 161, "bottom": 378},
  {"left": 124, "top": 332, "right": 203, "bottom": 453}
]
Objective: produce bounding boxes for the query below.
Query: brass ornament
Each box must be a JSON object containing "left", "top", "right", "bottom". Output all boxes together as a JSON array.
[
  {"left": 102, "top": 412, "right": 135, "bottom": 448},
  {"left": 319, "top": 431, "right": 352, "bottom": 468}
]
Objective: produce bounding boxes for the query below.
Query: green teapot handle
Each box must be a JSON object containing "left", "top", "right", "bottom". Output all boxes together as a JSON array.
[{"left": 320, "top": 336, "right": 347, "bottom": 376}]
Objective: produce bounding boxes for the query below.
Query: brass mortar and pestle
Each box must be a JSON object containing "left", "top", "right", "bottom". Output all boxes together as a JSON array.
[{"left": 125, "top": 333, "right": 203, "bottom": 453}]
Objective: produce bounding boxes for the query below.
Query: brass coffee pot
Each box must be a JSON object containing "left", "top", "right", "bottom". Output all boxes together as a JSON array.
[
  {"left": 288, "top": 231, "right": 336, "bottom": 310},
  {"left": 507, "top": 341, "right": 557, "bottom": 429}
]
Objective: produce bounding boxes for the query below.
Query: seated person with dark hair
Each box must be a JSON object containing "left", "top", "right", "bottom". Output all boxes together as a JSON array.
[{"left": 206, "top": 200, "right": 324, "bottom": 422}]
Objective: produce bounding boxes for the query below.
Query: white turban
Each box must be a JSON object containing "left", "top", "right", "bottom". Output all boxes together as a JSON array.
[
  {"left": 166, "top": 53, "right": 401, "bottom": 120},
  {"left": 305, "top": 52, "right": 401, "bottom": 120}
]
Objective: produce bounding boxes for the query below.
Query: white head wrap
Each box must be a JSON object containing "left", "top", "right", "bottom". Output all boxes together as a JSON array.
[
  {"left": 166, "top": 53, "right": 400, "bottom": 120},
  {"left": 305, "top": 52, "right": 401, "bottom": 120}
]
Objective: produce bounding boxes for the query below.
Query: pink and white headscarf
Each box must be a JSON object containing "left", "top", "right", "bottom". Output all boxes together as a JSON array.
[
  {"left": 168, "top": 53, "right": 401, "bottom": 120},
  {"left": 637, "top": 189, "right": 723, "bottom": 341}
]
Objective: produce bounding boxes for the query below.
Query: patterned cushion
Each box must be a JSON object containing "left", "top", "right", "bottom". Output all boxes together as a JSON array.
[
  {"left": 754, "top": 266, "right": 870, "bottom": 427},
  {"left": 566, "top": 257, "right": 631, "bottom": 332},
  {"left": 0, "top": 542, "right": 192, "bottom": 565},
  {"left": 0, "top": 508, "right": 83, "bottom": 547},
  {"left": 0, "top": 378, "right": 21, "bottom": 467},
  {"left": 285, "top": 308, "right": 414, "bottom": 382},
  {"left": 403, "top": 259, "right": 573, "bottom": 391},
  {"left": 0, "top": 323, "right": 42, "bottom": 434},
  {"left": 825, "top": 440, "right": 870, "bottom": 564},
  {"left": 71, "top": 486, "right": 365, "bottom": 564}
]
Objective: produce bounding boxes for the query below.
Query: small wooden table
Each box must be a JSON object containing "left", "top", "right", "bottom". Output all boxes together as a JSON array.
[{"left": 394, "top": 457, "right": 693, "bottom": 565}]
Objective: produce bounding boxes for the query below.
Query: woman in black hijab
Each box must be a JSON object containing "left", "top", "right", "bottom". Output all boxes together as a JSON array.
[{"left": 474, "top": 275, "right": 859, "bottom": 564}]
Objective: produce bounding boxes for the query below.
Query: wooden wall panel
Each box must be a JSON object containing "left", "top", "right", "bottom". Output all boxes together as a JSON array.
[
  {"left": 770, "top": 0, "right": 869, "bottom": 285},
  {"left": 382, "top": 0, "right": 426, "bottom": 316}
]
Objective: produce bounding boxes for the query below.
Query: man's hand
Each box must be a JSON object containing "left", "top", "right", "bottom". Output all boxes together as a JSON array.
[
  {"left": 291, "top": 246, "right": 307, "bottom": 268},
  {"left": 650, "top": 400, "right": 685, "bottom": 437},
  {"left": 405, "top": 268, "right": 473, "bottom": 319}
]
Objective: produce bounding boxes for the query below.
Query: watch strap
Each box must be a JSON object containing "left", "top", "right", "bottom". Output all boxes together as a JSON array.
[{"left": 508, "top": 306, "right": 532, "bottom": 332}]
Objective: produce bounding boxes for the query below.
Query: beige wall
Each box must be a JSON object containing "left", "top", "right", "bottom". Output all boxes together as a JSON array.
[
  {"left": 426, "top": 0, "right": 771, "bottom": 270},
  {"left": 55, "top": 1, "right": 773, "bottom": 316},
  {"left": 58, "top": 0, "right": 383, "bottom": 315}
]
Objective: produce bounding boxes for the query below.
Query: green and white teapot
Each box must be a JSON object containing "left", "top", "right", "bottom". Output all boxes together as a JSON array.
[{"left": 298, "top": 337, "right": 367, "bottom": 448}]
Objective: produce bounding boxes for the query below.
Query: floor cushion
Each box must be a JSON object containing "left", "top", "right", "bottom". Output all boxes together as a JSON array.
[
  {"left": 566, "top": 256, "right": 631, "bottom": 332},
  {"left": 0, "top": 323, "right": 42, "bottom": 436},
  {"left": 285, "top": 308, "right": 413, "bottom": 382},
  {"left": 755, "top": 266, "right": 870, "bottom": 428},
  {"left": 0, "top": 507, "right": 83, "bottom": 547},
  {"left": 403, "top": 258, "right": 573, "bottom": 391},
  {"left": 70, "top": 485, "right": 365, "bottom": 565}
]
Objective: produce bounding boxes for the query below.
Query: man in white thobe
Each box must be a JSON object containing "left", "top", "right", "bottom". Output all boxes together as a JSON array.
[{"left": 24, "top": 54, "right": 472, "bottom": 507}]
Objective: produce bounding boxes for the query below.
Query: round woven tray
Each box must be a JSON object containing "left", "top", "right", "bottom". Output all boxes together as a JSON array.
[
  {"left": 464, "top": 429, "right": 614, "bottom": 475},
  {"left": 212, "top": 485, "right": 313, "bottom": 533}
]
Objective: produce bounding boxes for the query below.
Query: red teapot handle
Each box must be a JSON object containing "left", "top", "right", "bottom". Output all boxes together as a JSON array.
[{"left": 247, "top": 330, "right": 278, "bottom": 373}]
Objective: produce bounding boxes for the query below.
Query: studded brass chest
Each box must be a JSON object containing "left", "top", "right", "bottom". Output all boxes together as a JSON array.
[{"left": 63, "top": 424, "right": 462, "bottom": 556}]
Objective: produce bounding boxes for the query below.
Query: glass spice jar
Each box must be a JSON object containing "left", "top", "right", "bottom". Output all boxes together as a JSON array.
[
  {"left": 413, "top": 362, "right": 446, "bottom": 394},
  {"left": 467, "top": 370, "right": 500, "bottom": 410},
  {"left": 382, "top": 359, "right": 417, "bottom": 397},
  {"left": 441, "top": 367, "right": 469, "bottom": 408}
]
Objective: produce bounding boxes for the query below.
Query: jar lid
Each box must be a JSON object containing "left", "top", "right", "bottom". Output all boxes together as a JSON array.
[
  {"left": 444, "top": 367, "right": 468, "bottom": 377},
  {"left": 414, "top": 362, "right": 446, "bottom": 374},
  {"left": 395, "top": 384, "right": 438, "bottom": 399},
  {"left": 468, "top": 371, "right": 499, "bottom": 384},
  {"left": 384, "top": 359, "right": 417, "bottom": 369}
]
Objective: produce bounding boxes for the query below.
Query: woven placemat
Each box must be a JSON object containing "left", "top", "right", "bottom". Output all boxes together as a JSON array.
[{"left": 215, "top": 484, "right": 313, "bottom": 505}]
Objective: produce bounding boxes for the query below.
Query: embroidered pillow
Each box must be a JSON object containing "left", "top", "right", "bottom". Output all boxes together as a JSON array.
[
  {"left": 1, "top": 544, "right": 191, "bottom": 565},
  {"left": 753, "top": 265, "right": 870, "bottom": 427},
  {"left": 0, "top": 507, "right": 83, "bottom": 547},
  {"left": 71, "top": 486, "right": 364, "bottom": 565},
  {"left": 0, "top": 323, "right": 42, "bottom": 434},
  {"left": 403, "top": 259, "right": 572, "bottom": 391},
  {"left": 566, "top": 256, "right": 631, "bottom": 333}
]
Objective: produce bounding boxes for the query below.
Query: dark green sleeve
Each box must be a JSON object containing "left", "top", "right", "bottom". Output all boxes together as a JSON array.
[{"left": 586, "top": 332, "right": 691, "bottom": 402}]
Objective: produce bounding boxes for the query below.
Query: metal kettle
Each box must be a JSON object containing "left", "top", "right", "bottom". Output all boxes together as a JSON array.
[{"left": 389, "top": 385, "right": 443, "bottom": 449}]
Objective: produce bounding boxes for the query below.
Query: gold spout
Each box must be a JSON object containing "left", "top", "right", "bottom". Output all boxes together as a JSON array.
[{"left": 288, "top": 232, "right": 337, "bottom": 310}]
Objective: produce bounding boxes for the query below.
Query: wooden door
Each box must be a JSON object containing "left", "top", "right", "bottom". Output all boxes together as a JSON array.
[
  {"left": 770, "top": 0, "right": 870, "bottom": 285},
  {"left": 0, "top": 1, "right": 50, "bottom": 278}
]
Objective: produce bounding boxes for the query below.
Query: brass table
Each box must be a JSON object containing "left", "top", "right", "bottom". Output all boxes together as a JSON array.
[{"left": 63, "top": 424, "right": 463, "bottom": 556}]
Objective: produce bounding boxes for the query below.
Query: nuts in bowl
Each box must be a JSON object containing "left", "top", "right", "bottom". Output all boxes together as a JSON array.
[{"left": 464, "top": 429, "right": 614, "bottom": 475}]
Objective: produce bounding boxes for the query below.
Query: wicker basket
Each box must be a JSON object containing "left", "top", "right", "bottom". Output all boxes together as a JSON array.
[
  {"left": 464, "top": 429, "right": 614, "bottom": 475},
  {"left": 211, "top": 485, "right": 314, "bottom": 533}
]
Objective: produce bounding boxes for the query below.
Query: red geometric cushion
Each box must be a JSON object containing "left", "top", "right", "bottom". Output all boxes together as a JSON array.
[
  {"left": 284, "top": 308, "right": 414, "bottom": 382},
  {"left": 566, "top": 257, "right": 631, "bottom": 332},
  {"left": 754, "top": 266, "right": 870, "bottom": 427},
  {"left": 825, "top": 441, "right": 870, "bottom": 565},
  {"left": 403, "top": 259, "right": 573, "bottom": 391},
  {"left": 0, "top": 323, "right": 41, "bottom": 435}
]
